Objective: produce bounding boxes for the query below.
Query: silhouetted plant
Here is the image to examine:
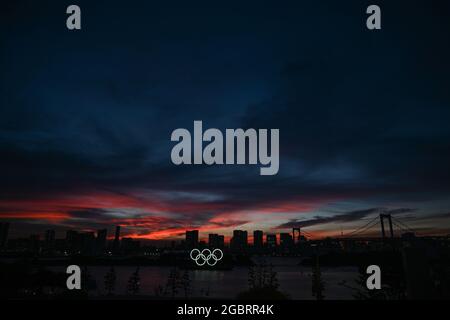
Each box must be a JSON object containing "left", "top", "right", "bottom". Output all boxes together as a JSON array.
[
  {"left": 312, "top": 256, "right": 325, "bottom": 300},
  {"left": 248, "top": 265, "right": 256, "bottom": 288},
  {"left": 165, "top": 268, "right": 181, "bottom": 298},
  {"left": 82, "top": 266, "right": 97, "bottom": 295},
  {"left": 238, "top": 259, "right": 288, "bottom": 300},
  {"left": 104, "top": 267, "right": 116, "bottom": 295},
  {"left": 248, "top": 259, "right": 279, "bottom": 290},
  {"left": 127, "top": 267, "right": 141, "bottom": 295},
  {"left": 267, "top": 264, "right": 279, "bottom": 290},
  {"left": 154, "top": 284, "right": 164, "bottom": 297},
  {"left": 181, "top": 270, "right": 192, "bottom": 298}
]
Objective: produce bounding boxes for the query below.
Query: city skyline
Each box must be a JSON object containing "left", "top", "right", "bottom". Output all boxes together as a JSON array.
[
  {"left": 0, "top": 222, "right": 303, "bottom": 244},
  {"left": 1, "top": 205, "right": 449, "bottom": 242},
  {"left": 0, "top": 221, "right": 307, "bottom": 254},
  {"left": 0, "top": 213, "right": 434, "bottom": 248},
  {"left": 0, "top": 212, "right": 431, "bottom": 259}
]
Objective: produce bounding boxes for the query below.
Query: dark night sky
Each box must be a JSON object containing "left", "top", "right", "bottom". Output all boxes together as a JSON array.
[{"left": 1, "top": 0, "right": 450, "bottom": 240}]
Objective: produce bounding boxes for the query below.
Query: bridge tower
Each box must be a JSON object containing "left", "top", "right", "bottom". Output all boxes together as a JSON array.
[
  {"left": 292, "top": 227, "right": 301, "bottom": 244},
  {"left": 380, "top": 214, "right": 394, "bottom": 240}
]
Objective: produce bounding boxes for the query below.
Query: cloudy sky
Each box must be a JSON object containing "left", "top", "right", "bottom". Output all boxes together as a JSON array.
[{"left": 1, "top": 0, "right": 450, "bottom": 241}]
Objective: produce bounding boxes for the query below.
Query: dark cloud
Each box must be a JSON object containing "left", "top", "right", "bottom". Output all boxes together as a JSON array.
[{"left": 275, "top": 208, "right": 415, "bottom": 229}]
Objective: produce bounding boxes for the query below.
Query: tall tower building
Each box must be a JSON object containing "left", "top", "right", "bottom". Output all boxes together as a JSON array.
[
  {"left": 113, "top": 226, "right": 121, "bottom": 253},
  {"left": 280, "top": 233, "right": 293, "bottom": 248},
  {"left": 186, "top": 230, "right": 199, "bottom": 248},
  {"left": 0, "top": 222, "right": 10, "bottom": 248},
  {"left": 231, "top": 230, "right": 248, "bottom": 252},
  {"left": 44, "top": 229, "right": 56, "bottom": 251},
  {"left": 266, "top": 234, "right": 277, "bottom": 249},
  {"left": 96, "top": 229, "right": 107, "bottom": 254},
  {"left": 253, "top": 230, "right": 263, "bottom": 248}
]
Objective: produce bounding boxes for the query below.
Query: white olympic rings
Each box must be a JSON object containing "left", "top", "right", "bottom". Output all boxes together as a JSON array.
[{"left": 190, "top": 248, "right": 223, "bottom": 266}]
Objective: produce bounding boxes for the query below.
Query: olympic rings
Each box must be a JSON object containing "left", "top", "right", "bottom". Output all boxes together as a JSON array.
[{"left": 190, "top": 248, "right": 223, "bottom": 266}]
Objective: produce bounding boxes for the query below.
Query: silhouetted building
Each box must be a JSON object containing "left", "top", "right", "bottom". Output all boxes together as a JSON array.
[
  {"left": 66, "top": 230, "right": 80, "bottom": 253},
  {"left": 45, "top": 229, "right": 55, "bottom": 243},
  {"left": 121, "top": 237, "right": 141, "bottom": 254},
  {"left": 81, "top": 232, "right": 95, "bottom": 255},
  {"left": 280, "top": 233, "right": 293, "bottom": 248},
  {"left": 29, "top": 234, "right": 40, "bottom": 253},
  {"left": 55, "top": 239, "right": 66, "bottom": 252},
  {"left": 253, "top": 230, "right": 263, "bottom": 249},
  {"left": 231, "top": 230, "right": 248, "bottom": 251},
  {"left": 218, "top": 235, "right": 225, "bottom": 248},
  {"left": 401, "top": 232, "right": 416, "bottom": 240},
  {"left": 64, "top": 230, "right": 95, "bottom": 255},
  {"left": 44, "top": 229, "right": 56, "bottom": 251},
  {"left": 266, "top": 234, "right": 277, "bottom": 248},
  {"left": 7, "top": 238, "right": 29, "bottom": 251},
  {"left": 186, "top": 230, "right": 199, "bottom": 248},
  {"left": 208, "top": 233, "right": 224, "bottom": 248},
  {"left": 0, "top": 222, "right": 10, "bottom": 249},
  {"left": 113, "top": 226, "right": 121, "bottom": 253},
  {"left": 96, "top": 229, "right": 107, "bottom": 254}
]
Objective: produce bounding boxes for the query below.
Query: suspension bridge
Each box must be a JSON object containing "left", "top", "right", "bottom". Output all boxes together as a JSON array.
[{"left": 292, "top": 210, "right": 416, "bottom": 242}]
